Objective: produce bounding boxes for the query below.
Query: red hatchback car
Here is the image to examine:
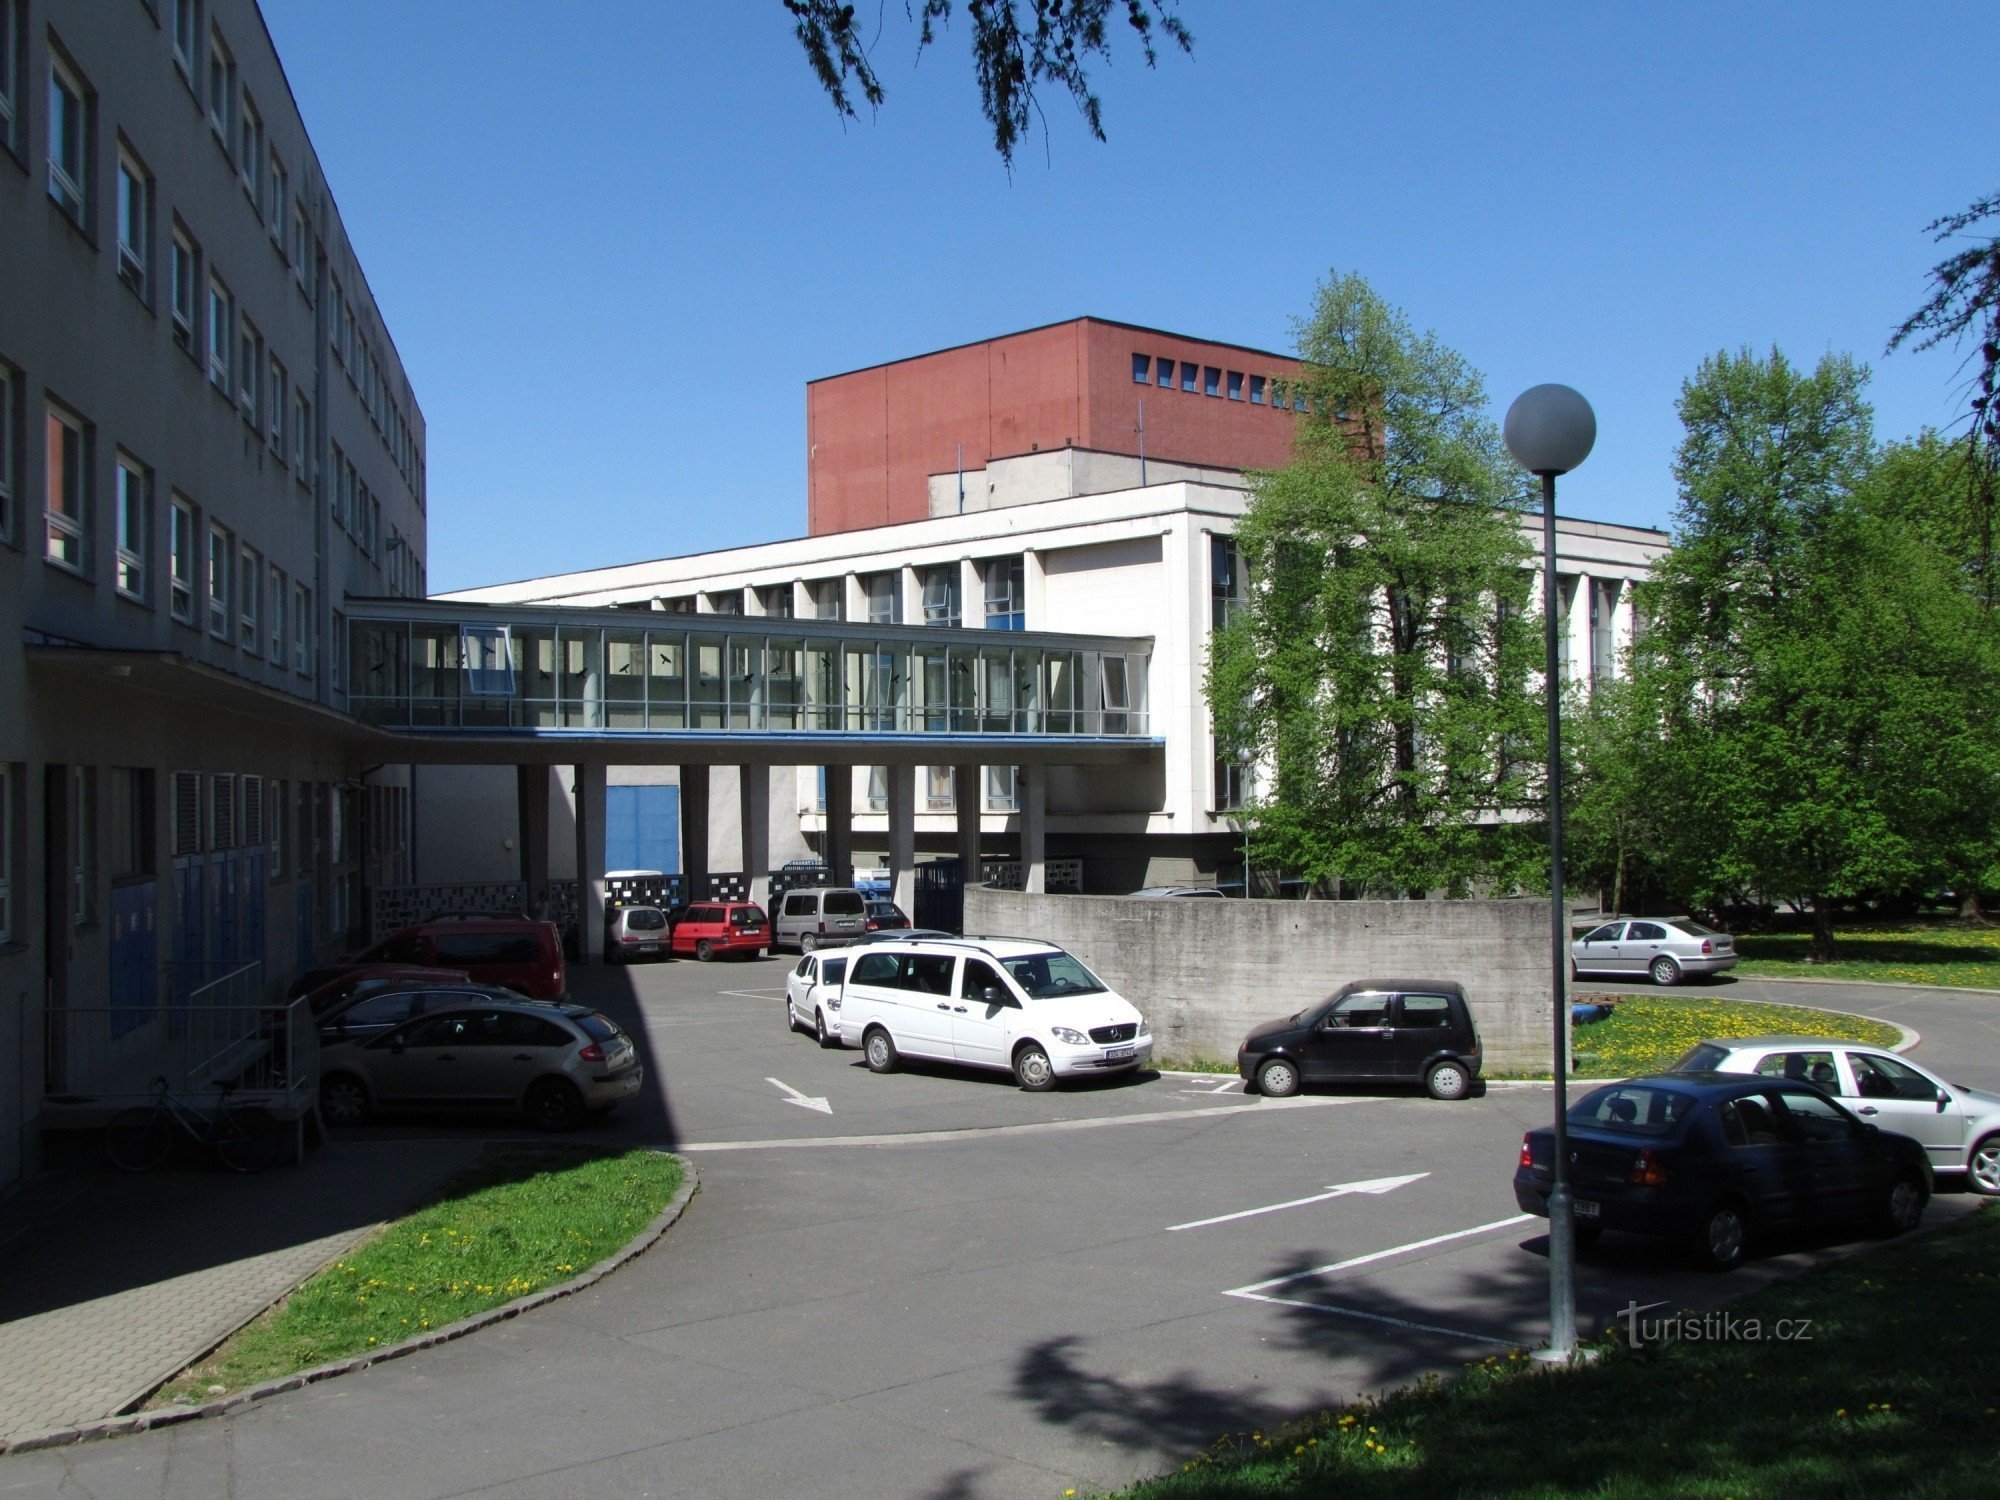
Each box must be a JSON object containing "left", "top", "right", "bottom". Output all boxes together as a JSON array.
[
  {"left": 671, "top": 902, "right": 770, "bottom": 961},
  {"left": 355, "top": 916, "right": 568, "bottom": 999}
]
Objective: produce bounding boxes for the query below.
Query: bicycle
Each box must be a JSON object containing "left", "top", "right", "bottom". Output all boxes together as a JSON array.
[{"left": 105, "top": 1076, "right": 286, "bottom": 1174}]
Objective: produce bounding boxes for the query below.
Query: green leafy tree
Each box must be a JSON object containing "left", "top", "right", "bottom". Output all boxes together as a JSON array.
[
  {"left": 1207, "top": 272, "right": 1544, "bottom": 897},
  {"left": 1626, "top": 349, "right": 2000, "bottom": 957},
  {"left": 784, "top": 0, "right": 1193, "bottom": 168}
]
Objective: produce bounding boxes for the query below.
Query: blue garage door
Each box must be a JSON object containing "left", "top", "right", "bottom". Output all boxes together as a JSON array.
[{"left": 606, "top": 786, "right": 680, "bottom": 875}]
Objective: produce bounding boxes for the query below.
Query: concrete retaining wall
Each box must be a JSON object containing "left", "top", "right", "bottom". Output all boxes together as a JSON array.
[{"left": 961, "top": 886, "right": 1557, "bottom": 1072}]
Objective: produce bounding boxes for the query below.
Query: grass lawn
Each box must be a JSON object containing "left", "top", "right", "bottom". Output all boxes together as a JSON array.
[
  {"left": 1733, "top": 919, "right": 2000, "bottom": 991},
  {"left": 147, "top": 1145, "right": 682, "bottom": 1408},
  {"left": 1111, "top": 1203, "right": 2000, "bottom": 1500},
  {"left": 1568, "top": 994, "right": 1902, "bottom": 1079}
]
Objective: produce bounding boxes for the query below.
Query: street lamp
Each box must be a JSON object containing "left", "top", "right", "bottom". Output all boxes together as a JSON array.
[
  {"left": 1503, "top": 382, "right": 1596, "bottom": 1364},
  {"left": 1237, "top": 745, "right": 1255, "bottom": 898}
]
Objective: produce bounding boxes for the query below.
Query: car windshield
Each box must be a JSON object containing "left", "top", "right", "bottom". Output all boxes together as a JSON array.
[
  {"left": 1669, "top": 1042, "right": 1730, "bottom": 1072},
  {"left": 1000, "top": 951, "right": 1107, "bottom": 999},
  {"left": 1570, "top": 1083, "right": 1695, "bottom": 1136}
]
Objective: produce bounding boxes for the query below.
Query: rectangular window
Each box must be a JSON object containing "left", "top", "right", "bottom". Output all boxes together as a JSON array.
[
  {"left": 758, "top": 583, "right": 792, "bottom": 618},
  {"left": 116, "top": 149, "right": 151, "bottom": 297},
  {"left": 1155, "top": 356, "right": 1174, "bottom": 389},
  {"left": 292, "top": 581, "right": 310, "bottom": 673},
  {"left": 925, "top": 765, "right": 954, "bottom": 811},
  {"left": 328, "top": 274, "right": 342, "bottom": 357},
  {"left": 1180, "top": 361, "right": 1198, "bottom": 393},
  {"left": 169, "top": 494, "right": 196, "bottom": 622},
  {"left": 268, "top": 354, "right": 286, "bottom": 450},
  {"left": 1130, "top": 352, "right": 1149, "bottom": 384},
  {"left": 0, "top": 363, "right": 12, "bottom": 545},
  {"left": 207, "top": 276, "right": 232, "bottom": 389},
  {"left": 266, "top": 151, "right": 284, "bottom": 232},
  {"left": 1249, "top": 374, "right": 1266, "bottom": 406},
  {"left": 0, "top": 0, "right": 14, "bottom": 156},
  {"left": 863, "top": 571, "right": 899, "bottom": 624},
  {"left": 1203, "top": 366, "right": 1221, "bottom": 398},
  {"left": 109, "top": 767, "right": 154, "bottom": 879},
  {"left": 206, "top": 521, "right": 230, "bottom": 637},
  {"left": 44, "top": 403, "right": 87, "bottom": 572},
  {"left": 0, "top": 763, "right": 12, "bottom": 944},
  {"left": 1210, "top": 535, "right": 1243, "bottom": 631},
  {"left": 47, "top": 51, "right": 87, "bottom": 222},
  {"left": 238, "top": 319, "right": 260, "bottom": 418},
  {"left": 985, "top": 765, "right": 1017, "bottom": 813},
  {"left": 170, "top": 226, "right": 197, "bottom": 350},
  {"left": 291, "top": 198, "right": 309, "bottom": 281},
  {"left": 206, "top": 29, "right": 231, "bottom": 142},
  {"left": 292, "top": 389, "right": 309, "bottom": 474},
  {"left": 171, "top": 0, "right": 197, "bottom": 76},
  {"left": 115, "top": 454, "right": 148, "bottom": 602},
  {"left": 983, "top": 556, "right": 1025, "bottom": 631},
  {"left": 1227, "top": 371, "right": 1244, "bottom": 401},
  {"left": 238, "top": 543, "right": 259, "bottom": 648},
  {"left": 238, "top": 91, "right": 260, "bottom": 199},
  {"left": 811, "top": 578, "right": 842, "bottom": 621},
  {"left": 1214, "top": 750, "right": 1244, "bottom": 812},
  {"left": 267, "top": 562, "right": 284, "bottom": 659}
]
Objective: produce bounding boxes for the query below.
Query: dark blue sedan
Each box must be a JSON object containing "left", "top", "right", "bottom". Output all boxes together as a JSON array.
[{"left": 1514, "top": 1072, "right": 1932, "bottom": 1270}]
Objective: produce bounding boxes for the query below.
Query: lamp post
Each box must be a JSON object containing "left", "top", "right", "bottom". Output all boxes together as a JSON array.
[
  {"left": 1237, "top": 746, "right": 1255, "bottom": 898},
  {"left": 1502, "top": 382, "right": 1596, "bottom": 1363}
]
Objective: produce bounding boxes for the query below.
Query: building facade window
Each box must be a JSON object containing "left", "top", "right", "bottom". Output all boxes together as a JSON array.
[
  {"left": 292, "top": 581, "right": 310, "bottom": 673},
  {"left": 206, "top": 521, "right": 230, "bottom": 636},
  {"left": 116, "top": 149, "right": 151, "bottom": 296},
  {"left": 238, "top": 319, "right": 260, "bottom": 419},
  {"left": 983, "top": 556, "right": 1025, "bottom": 631},
  {"left": 292, "top": 389, "right": 309, "bottom": 474},
  {"left": 290, "top": 198, "right": 309, "bottom": 281},
  {"left": 758, "top": 583, "right": 792, "bottom": 618},
  {"left": 44, "top": 402, "right": 88, "bottom": 572},
  {"left": 0, "top": 762, "right": 12, "bottom": 944},
  {"left": 1130, "top": 353, "right": 1148, "bottom": 384},
  {"left": 267, "top": 562, "right": 284, "bottom": 660},
  {"left": 266, "top": 150, "right": 284, "bottom": 231},
  {"left": 206, "top": 29, "right": 232, "bottom": 143},
  {"left": 115, "top": 454, "right": 148, "bottom": 602},
  {"left": 171, "top": 0, "right": 198, "bottom": 78},
  {"left": 925, "top": 765, "right": 954, "bottom": 811},
  {"left": 0, "top": 0, "right": 14, "bottom": 156},
  {"left": 1180, "top": 361, "right": 1197, "bottom": 393},
  {"left": 1155, "top": 355, "right": 1174, "bottom": 389},
  {"left": 170, "top": 227, "right": 196, "bottom": 350},
  {"left": 1227, "top": 371, "right": 1244, "bottom": 401},
  {"left": 238, "top": 543, "right": 259, "bottom": 648},
  {"left": 71, "top": 765, "right": 94, "bottom": 926},
  {"left": 1203, "top": 366, "right": 1220, "bottom": 397},
  {"left": 169, "top": 494, "right": 196, "bottom": 622},
  {"left": 1248, "top": 374, "right": 1266, "bottom": 405},
  {"left": 985, "top": 765, "right": 1017, "bottom": 812},
  {"left": 207, "top": 277, "right": 232, "bottom": 389},
  {"left": 0, "top": 363, "right": 13, "bottom": 545},
  {"left": 1214, "top": 751, "right": 1243, "bottom": 812},
  {"left": 863, "top": 571, "right": 899, "bottom": 624},
  {"left": 1210, "top": 534, "right": 1243, "bottom": 630},
  {"left": 810, "top": 578, "right": 842, "bottom": 620},
  {"left": 237, "top": 91, "right": 260, "bottom": 198},
  {"left": 921, "top": 564, "right": 960, "bottom": 626},
  {"left": 268, "top": 354, "right": 286, "bottom": 450},
  {"left": 46, "top": 50, "right": 88, "bottom": 223}
]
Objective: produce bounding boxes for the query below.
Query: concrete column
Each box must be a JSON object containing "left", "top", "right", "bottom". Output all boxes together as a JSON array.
[
  {"left": 954, "top": 764, "right": 982, "bottom": 885},
  {"left": 1018, "top": 763, "right": 1046, "bottom": 895},
  {"left": 573, "top": 761, "right": 606, "bottom": 966},
  {"left": 516, "top": 764, "right": 550, "bottom": 916},
  {"left": 681, "top": 764, "right": 711, "bottom": 901},
  {"left": 1021, "top": 548, "right": 1046, "bottom": 629},
  {"left": 739, "top": 764, "right": 771, "bottom": 909},
  {"left": 823, "top": 765, "right": 853, "bottom": 887},
  {"left": 1566, "top": 572, "right": 1593, "bottom": 689},
  {"left": 900, "top": 564, "right": 923, "bottom": 627},
  {"left": 960, "top": 557, "right": 983, "bottom": 627},
  {"left": 843, "top": 572, "right": 866, "bottom": 624},
  {"left": 1611, "top": 578, "right": 1636, "bottom": 676},
  {"left": 791, "top": 579, "right": 813, "bottom": 619},
  {"left": 886, "top": 761, "right": 916, "bottom": 914}
]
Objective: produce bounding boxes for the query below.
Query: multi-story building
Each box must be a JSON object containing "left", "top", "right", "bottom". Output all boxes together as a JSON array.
[
  {"left": 437, "top": 324, "right": 1668, "bottom": 901},
  {"left": 0, "top": 0, "right": 427, "bottom": 1187}
]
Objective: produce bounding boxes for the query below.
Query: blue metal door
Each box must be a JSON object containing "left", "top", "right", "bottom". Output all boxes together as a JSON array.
[
  {"left": 109, "top": 881, "right": 159, "bottom": 1037},
  {"left": 240, "top": 849, "right": 266, "bottom": 967},
  {"left": 210, "top": 852, "right": 239, "bottom": 962},
  {"left": 606, "top": 786, "right": 680, "bottom": 874}
]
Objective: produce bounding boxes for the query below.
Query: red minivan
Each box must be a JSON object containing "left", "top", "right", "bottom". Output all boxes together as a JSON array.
[
  {"left": 356, "top": 916, "right": 568, "bottom": 999},
  {"left": 670, "top": 902, "right": 770, "bottom": 961}
]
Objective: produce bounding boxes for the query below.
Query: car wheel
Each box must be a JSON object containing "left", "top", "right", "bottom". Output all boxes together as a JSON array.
[
  {"left": 1969, "top": 1133, "right": 2000, "bottom": 1196},
  {"left": 1255, "top": 1057, "right": 1301, "bottom": 1098},
  {"left": 800, "top": 933, "right": 819, "bottom": 954},
  {"left": 786, "top": 996, "right": 805, "bottom": 1034},
  {"left": 815, "top": 1010, "right": 839, "bottom": 1049},
  {"left": 1691, "top": 1200, "right": 1749, "bottom": 1271},
  {"left": 1425, "top": 1060, "right": 1472, "bottom": 1101},
  {"left": 1650, "top": 955, "right": 1683, "bottom": 987},
  {"left": 320, "top": 1073, "right": 370, "bottom": 1128},
  {"left": 863, "top": 1027, "right": 898, "bottom": 1074},
  {"left": 1013, "top": 1042, "right": 1057, "bottom": 1092},
  {"left": 1879, "top": 1170, "right": 1927, "bottom": 1237},
  {"left": 694, "top": 939, "right": 715, "bottom": 962},
  {"left": 525, "top": 1078, "right": 585, "bottom": 1132}
]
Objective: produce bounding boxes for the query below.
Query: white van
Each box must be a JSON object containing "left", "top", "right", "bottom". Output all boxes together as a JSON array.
[
  {"left": 775, "top": 886, "right": 868, "bottom": 952},
  {"left": 837, "top": 936, "right": 1151, "bottom": 1091}
]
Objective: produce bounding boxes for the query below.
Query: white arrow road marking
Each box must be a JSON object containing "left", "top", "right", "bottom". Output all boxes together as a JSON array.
[
  {"left": 765, "top": 1077, "right": 832, "bottom": 1115},
  {"left": 1166, "top": 1172, "right": 1429, "bottom": 1232}
]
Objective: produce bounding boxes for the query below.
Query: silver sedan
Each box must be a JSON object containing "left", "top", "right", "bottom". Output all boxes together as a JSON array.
[{"left": 1570, "top": 917, "right": 1737, "bottom": 986}]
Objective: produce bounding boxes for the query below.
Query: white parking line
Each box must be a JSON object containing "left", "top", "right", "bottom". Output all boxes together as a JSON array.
[
  {"left": 1226, "top": 1214, "right": 1535, "bottom": 1296},
  {"left": 1166, "top": 1173, "right": 1426, "bottom": 1232}
]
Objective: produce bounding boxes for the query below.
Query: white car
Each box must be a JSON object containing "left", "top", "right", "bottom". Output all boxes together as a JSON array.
[
  {"left": 785, "top": 950, "right": 850, "bottom": 1048},
  {"left": 837, "top": 936, "right": 1151, "bottom": 1091},
  {"left": 1672, "top": 1035, "right": 2000, "bottom": 1194}
]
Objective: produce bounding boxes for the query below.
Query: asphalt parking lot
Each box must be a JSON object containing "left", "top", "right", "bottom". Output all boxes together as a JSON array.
[{"left": 4, "top": 955, "right": 1990, "bottom": 1500}]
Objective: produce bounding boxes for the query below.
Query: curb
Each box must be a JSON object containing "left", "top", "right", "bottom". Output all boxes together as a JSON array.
[
  {"left": 1728, "top": 974, "right": 2000, "bottom": 999},
  {"left": 0, "top": 1154, "right": 698, "bottom": 1457}
]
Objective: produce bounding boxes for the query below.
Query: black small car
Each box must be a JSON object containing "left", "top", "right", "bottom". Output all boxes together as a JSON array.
[
  {"left": 1514, "top": 1072, "right": 1932, "bottom": 1270},
  {"left": 1237, "top": 979, "right": 1482, "bottom": 1100}
]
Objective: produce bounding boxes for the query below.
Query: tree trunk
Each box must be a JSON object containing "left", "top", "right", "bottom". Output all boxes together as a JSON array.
[
  {"left": 1611, "top": 840, "right": 1627, "bottom": 918},
  {"left": 1809, "top": 898, "right": 1837, "bottom": 964},
  {"left": 1961, "top": 888, "right": 1993, "bottom": 926}
]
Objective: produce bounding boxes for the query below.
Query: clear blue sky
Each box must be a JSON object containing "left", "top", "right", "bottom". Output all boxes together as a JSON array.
[{"left": 258, "top": 2, "right": 1998, "bottom": 594}]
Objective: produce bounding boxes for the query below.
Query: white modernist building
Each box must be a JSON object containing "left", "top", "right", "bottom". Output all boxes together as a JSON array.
[{"left": 433, "top": 450, "right": 1669, "bottom": 899}]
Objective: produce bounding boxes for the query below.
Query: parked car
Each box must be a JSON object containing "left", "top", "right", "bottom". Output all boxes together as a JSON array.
[
  {"left": 863, "top": 899, "right": 911, "bottom": 932},
  {"left": 1515, "top": 1072, "right": 1931, "bottom": 1269},
  {"left": 346, "top": 915, "right": 568, "bottom": 1000},
  {"left": 1127, "top": 886, "right": 1226, "bottom": 898},
  {"left": 838, "top": 936, "right": 1151, "bottom": 1091},
  {"left": 607, "top": 905, "right": 671, "bottom": 963},
  {"left": 319, "top": 998, "right": 642, "bottom": 1131},
  {"left": 774, "top": 886, "right": 869, "bottom": 952},
  {"left": 786, "top": 951, "right": 851, "bottom": 1047},
  {"left": 299, "top": 965, "right": 471, "bottom": 1017},
  {"left": 1570, "top": 917, "right": 1736, "bottom": 986},
  {"left": 317, "top": 982, "right": 529, "bottom": 1045},
  {"left": 1236, "top": 980, "right": 1483, "bottom": 1101},
  {"left": 671, "top": 901, "right": 770, "bottom": 961},
  {"left": 1669, "top": 1035, "right": 2000, "bottom": 1195}
]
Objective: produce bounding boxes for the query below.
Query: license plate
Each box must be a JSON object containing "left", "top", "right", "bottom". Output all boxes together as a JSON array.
[
  {"left": 1104, "top": 1045, "right": 1135, "bottom": 1061},
  {"left": 1574, "top": 1199, "right": 1601, "bottom": 1219},
  {"left": 636, "top": 944, "right": 659, "bottom": 954}
]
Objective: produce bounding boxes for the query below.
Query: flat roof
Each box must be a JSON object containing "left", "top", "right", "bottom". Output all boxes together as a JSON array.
[{"left": 808, "top": 316, "right": 1300, "bottom": 385}]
